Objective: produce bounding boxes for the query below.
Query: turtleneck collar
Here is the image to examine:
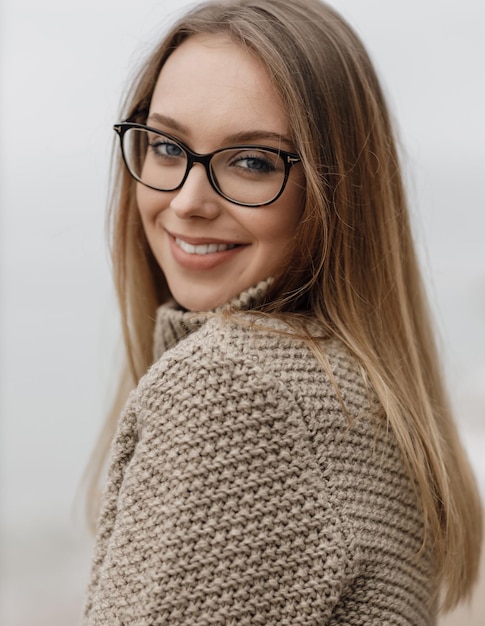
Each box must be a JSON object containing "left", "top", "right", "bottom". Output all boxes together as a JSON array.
[{"left": 153, "top": 278, "right": 273, "bottom": 361}]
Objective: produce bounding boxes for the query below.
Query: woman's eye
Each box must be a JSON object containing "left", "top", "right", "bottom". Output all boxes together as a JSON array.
[
  {"left": 230, "top": 152, "right": 277, "bottom": 174},
  {"left": 149, "top": 139, "right": 184, "bottom": 159}
]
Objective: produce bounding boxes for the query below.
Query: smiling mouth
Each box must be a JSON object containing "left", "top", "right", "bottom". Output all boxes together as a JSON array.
[{"left": 175, "top": 237, "right": 239, "bottom": 255}]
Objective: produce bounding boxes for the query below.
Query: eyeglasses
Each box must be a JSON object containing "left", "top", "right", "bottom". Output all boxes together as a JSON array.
[{"left": 114, "top": 122, "right": 302, "bottom": 207}]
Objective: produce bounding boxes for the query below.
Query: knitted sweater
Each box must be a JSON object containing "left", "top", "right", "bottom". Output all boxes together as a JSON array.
[{"left": 84, "top": 284, "right": 435, "bottom": 625}]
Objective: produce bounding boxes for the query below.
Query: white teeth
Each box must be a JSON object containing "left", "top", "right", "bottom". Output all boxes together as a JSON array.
[{"left": 175, "top": 238, "right": 236, "bottom": 255}]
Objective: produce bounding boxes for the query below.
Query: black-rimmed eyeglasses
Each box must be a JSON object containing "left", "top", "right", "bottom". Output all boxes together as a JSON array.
[{"left": 114, "top": 122, "right": 302, "bottom": 208}]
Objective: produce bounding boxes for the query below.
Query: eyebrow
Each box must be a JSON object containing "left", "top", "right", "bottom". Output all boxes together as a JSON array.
[
  {"left": 146, "top": 112, "right": 294, "bottom": 148},
  {"left": 147, "top": 113, "right": 189, "bottom": 135}
]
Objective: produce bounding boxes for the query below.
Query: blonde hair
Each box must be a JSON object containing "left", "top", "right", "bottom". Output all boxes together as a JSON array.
[{"left": 88, "top": 0, "right": 482, "bottom": 611}]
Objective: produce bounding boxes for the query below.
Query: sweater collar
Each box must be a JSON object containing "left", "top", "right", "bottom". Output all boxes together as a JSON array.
[{"left": 153, "top": 278, "right": 272, "bottom": 361}]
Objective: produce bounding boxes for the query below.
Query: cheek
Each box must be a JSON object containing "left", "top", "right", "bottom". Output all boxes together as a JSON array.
[
  {"left": 288, "top": 169, "right": 306, "bottom": 219},
  {"left": 260, "top": 178, "right": 305, "bottom": 262},
  {"left": 249, "top": 203, "right": 301, "bottom": 260},
  {"left": 136, "top": 184, "right": 168, "bottom": 225},
  {"left": 271, "top": 180, "right": 305, "bottom": 239}
]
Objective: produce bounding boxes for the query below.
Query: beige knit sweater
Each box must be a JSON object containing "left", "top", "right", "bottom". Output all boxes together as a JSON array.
[{"left": 84, "top": 284, "right": 435, "bottom": 625}]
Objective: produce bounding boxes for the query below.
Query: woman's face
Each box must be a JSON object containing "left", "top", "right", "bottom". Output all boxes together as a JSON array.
[{"left": 137, "top": 34, "right": 305, "bottom": 311}]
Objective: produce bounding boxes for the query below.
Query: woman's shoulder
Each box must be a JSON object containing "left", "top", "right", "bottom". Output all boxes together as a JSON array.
[
  {"left": 137, "top": 313, "right": 380, "bottom": 454},
  {"left": 146, "top": 312, "right": 365, "bottom": 402},
  {"left": 111, "top": 313, "right": 434, "bottom": 624}
]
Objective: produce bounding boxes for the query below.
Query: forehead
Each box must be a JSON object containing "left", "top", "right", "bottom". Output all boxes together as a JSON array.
[{"left": 148, "top": 34, "right": 289, "bottom": 147}]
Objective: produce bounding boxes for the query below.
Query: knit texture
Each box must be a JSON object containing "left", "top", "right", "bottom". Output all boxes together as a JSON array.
[{"left": 84, "top": 288, "right": 436, "bottom": 625}]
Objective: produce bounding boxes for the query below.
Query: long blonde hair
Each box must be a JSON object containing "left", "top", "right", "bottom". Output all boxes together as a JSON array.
[{"left": 88, "top": 0, "right": 482, "bottom": 611}]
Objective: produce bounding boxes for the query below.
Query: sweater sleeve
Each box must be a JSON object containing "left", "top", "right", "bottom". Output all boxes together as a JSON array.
[
  {"left": 84, "top": 334, "right": 359, "bottom": 626},
  {"left": 298, "top": 342, "right": 436, "bottom": 625}
]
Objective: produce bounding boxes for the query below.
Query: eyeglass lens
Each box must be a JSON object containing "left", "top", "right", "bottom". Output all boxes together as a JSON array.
[{"left": 122, "top": 127, "right": 287, "bottom": 205}]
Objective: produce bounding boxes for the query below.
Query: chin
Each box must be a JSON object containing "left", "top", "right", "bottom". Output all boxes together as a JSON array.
[{"left": 171, "top": 287, "right": 236, "bottom": 312}]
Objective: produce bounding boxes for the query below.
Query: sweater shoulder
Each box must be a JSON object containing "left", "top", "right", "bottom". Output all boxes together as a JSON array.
[
  {"left": 141, "top": 313, "right": 367, "bottom": 412},
  {"left": 87, "top": 315, "right": 435, "bottom": 625}
]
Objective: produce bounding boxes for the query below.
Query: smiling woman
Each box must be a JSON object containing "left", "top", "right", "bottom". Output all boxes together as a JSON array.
[
  {"left": 83, "top": 1, "right": 482, "bottom": 624},
  {"left": 132, "top": 34, "right": 305, "bottom": 311}
]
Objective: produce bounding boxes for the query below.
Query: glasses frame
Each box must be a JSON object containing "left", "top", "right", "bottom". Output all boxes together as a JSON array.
[{"left": 113, "top": 121, "right": 302, "bottom": 208}]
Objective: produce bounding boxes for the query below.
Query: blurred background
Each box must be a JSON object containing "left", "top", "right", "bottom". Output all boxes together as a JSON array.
[{"left": 0, "top": 0, "right": 483, "bottom": 624}]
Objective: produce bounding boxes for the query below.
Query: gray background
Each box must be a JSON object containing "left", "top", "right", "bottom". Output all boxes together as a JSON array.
[{"left": 1, "top": 1, "right": 484, "bottom": 624}]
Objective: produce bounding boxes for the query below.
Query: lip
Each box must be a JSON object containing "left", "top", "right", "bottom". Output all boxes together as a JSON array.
[{"left": 166, "top": 230, "right": 247, "bottom": 271}]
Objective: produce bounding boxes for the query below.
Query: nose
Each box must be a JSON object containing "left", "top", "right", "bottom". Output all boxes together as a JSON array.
[{"left": 169, "top": 163, "right": 222, "bottom": 220}]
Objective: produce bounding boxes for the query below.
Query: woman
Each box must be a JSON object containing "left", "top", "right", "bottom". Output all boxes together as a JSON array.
[{"left": 84, "top": 0, "right": 482, "bottom": 623}]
